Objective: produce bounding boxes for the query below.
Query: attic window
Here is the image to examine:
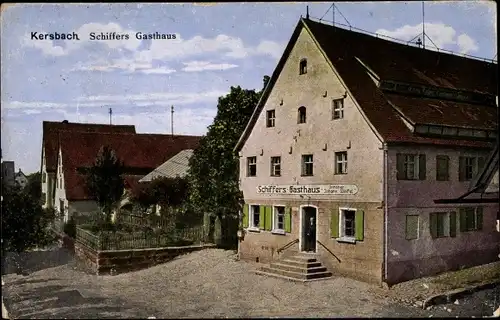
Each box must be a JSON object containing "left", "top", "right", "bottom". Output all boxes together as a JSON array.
[
  {"left": 298, "top": 106, "right": 307, "bottom": 124},
  {"left": 299, "top": 59, "right": 307, "bottom": 75}
]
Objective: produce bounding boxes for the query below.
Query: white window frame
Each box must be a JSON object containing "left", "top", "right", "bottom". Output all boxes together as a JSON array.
[
  {"left": 301, "top": 154, "right": 314, "bottom": 176},
  {"left": 332, "top": 99, "right": 344, "bottom": 120},
  {"left": 335, "top": 151, "right": 348, "bottom": 174},
  {"left": 247, "top": 156, "right": 257, "bottom": 177},
  {"left": 338, "top": 207, "right": 357, "bottom": 243},
  {"left": 464, "top": 157, "right": 477, "bottom": 180},
  {"left": 266, "top": 109, "right": 276, "bottom": 128},
  {"left": 248, "top": 204, "right": 261, "bottom": 231},
  {"left": 404, "top": 154, "right": 419, "bottom": 180},
  {"left": 463, "top": 207, "right": 480, "bottom": 231},
  {"left": 272, "top": 205, "right": 286, "bottom": 234},
  {"left": 270, "top": 156, "right": 281, "bottom": 177},
  {"left": 435, "top": 212, "right": 450, "bottom": 238}
]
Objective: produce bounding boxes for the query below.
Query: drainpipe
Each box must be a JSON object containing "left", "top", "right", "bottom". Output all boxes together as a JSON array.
[{"left": 382, "top": 142, "right": 389, "bottom": 284}]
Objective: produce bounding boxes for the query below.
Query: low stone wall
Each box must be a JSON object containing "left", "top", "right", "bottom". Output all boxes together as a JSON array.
[{"left": 74, "top": 241, "right": 216, "bottom": 275}]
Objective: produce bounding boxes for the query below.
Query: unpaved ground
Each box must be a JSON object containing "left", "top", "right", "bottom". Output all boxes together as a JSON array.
[{"left": 1, "top": 247, "right": 498, "bottom": 318}]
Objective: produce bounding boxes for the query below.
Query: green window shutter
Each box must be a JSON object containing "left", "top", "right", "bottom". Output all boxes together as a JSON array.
[
  {"left": 459, "top": 157, "right": 466, "bottom": 181},
  {"left": 478, "top": 157, "right": 485, "bottom": 174},
  {"left": 355, "top": 210, "right": 364, "bottom": 241},
  {"left": 444, "top": 156, "right": 450, "bottom": 181},
  {"left": 396, "top": 153, "right": 405, "bottom": 180},
  {"left": 330, "top": 208, "right": 339, "bottom": 238},
  {"left": 429, "top": 213, "right": 438, "bottom": 238},
  {"left": 259, "top": 206, "right": 265, "bottom": 229},
  {"left": 476, "top": 207, "right": 483, "bottom": 231},
  {"left": 265, "top": 206, "right": 273, "bottom": 231},
  {"left": 418, "top": 154, "right": 427, "bottom": 180},
  {"left": 284, "top": 207, "right": 292, "bottom": 233},
  {"left": 449, "top": 211, "right": 457, "bottom": 237},
  {"left": 459, "top": 208, "right": 467, "bottom": 232},
  {"left": 242, "top": 204, "right": 249, "bottom": 228}
]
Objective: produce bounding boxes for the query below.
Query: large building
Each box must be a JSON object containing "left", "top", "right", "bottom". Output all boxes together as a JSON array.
[
  {"left": 54, "top": 131, "right": 201, "bottom": 221},
  {"left": 41, "top": 120, "right": 136, "bottom": 209},
  {"left": 234, "top": 17, "right": 498, "bottom": 285}
]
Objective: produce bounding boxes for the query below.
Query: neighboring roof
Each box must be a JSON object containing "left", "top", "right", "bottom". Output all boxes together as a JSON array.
[
  {"left": 58, "top": 131, "right": 201, "bottom": 201},
  {"left": 15, "top": 170, "right": 27, "bottom": 179},
  {"left": 234, "top": 18, "right": 497, "bottom": 152},
  {"left": 42, "top": 121, "right": 136, "bottom": 172},
  {"left": 139, "top": 149, "right": 194, "bottom": 182}
]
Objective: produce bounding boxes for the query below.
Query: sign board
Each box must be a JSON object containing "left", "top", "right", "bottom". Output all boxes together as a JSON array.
[{"left": 256, "top": 184, "right": 358, "bottom": 195}]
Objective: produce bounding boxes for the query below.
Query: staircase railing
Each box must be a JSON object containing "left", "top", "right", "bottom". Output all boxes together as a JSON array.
[
  {"left": 316, "top": 240, "right": 342, "bottom": 263},
  {"left": 277, "top": 239, "right": 299, "bottom": 254}
]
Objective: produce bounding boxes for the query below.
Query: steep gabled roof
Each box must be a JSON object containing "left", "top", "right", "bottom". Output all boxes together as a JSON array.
[
  {"left": 42, "top": 121, "right": 136, "bottom": 172},
  {"left": 58, "top": 131, "right": 201, "bottom": 200},
  {"left": 234, "top": 18, "right": 497, "bottom": 152}
]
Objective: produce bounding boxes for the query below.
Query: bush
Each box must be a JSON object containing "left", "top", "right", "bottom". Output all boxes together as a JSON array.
[{"left": 63, "top": 218, "right": 77, "bottom": 238}]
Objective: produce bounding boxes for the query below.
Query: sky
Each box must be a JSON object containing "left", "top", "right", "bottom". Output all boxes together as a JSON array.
[{"left": 1, "top": 1, "right": 497, "bottom": 174}]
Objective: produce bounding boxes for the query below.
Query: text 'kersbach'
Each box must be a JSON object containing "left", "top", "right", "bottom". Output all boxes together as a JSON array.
[{"left": 30, "top": 32, "right": 177, "bottom": 41}]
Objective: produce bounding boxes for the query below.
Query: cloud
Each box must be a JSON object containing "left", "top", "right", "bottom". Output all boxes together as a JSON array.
[
  {"left": 375, "top": 22, "right": 480, "bottom": 54},
  {"left": 456, "top": 33, "right": 479, "bottom": 54},
  {"left": 181, "top": 61, "right": 238, "bottom": 72},
  {"left": 71, "top": 58, "right": 176, "bottom": 74}
]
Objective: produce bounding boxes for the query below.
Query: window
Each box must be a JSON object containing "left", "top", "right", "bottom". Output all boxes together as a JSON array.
[
  {"left": 59, "top": 199, "right": 65, "bottom": 215},
  {"left": 59, "top": 178, "right": 62, "bottom": 188},
  {"left": 430, "top": 212, "right": 456, "bottom": 238},
  {"left": 301, "top": 154, "right": 314, "bottom": 176},
  {"left": 405, "top": 215, "right": 419, "bottom": 240},
  {"left": 332, "top": 99, "right": 344, "bottom": 119},
  {"left": 42, "top": 172, "right": 46, "bottom": 183},
  {"left": 396, "top": 154, "right": 426, "bottom": 180},
  {"left": 250, "top": 205, "right": 261, "bottom": 229},
  {"left": 436, "top": 155, "right": 449, "bottom": 181},
  {"left": 247, "top": 156, "right": 257, "bottom": 177},
  {"left": 299, "top": 58, "right": 307, "bottom": 75},
  {"left": 270, "top": 156, "right": 281, "bottom": 177},
  {"left": 266, "top": 110, "right": 275, "bottom": 128},
  {"left": 459, "top": 156, "right": 484, "bottom": 181},
  {"left": 42, "top": 192, "right": 46, "bottom": 205},
  {"left": 459, "top": 207, "right": 483, "bottom": 232},
  {"left": 298, "top": 106, "right": 307, "bottom": 124},
  {"left": 335, "top": 152, "right": 348, "bottom": 174},
  {"left": 273, "top": 206, "right": 285, "bottom": 231},
  {"left": 331, "top": 208, "right": 364, "bottom": 242}
]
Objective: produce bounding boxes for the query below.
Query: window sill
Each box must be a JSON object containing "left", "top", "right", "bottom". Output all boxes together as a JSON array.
[
  {"left": 335, "top": 237, "right": 356, "bottom": 244},
  {"left": 270, "top": 175, "right": 281, "bottom": 177},
  {"left": 271, "top": 230, "right": 286, "bottom": 235},
  {"left": 247, "top": 227, "right": 261, "bottom": 233},
  {"left": 301, "top": 174, "right": 314, "bottom": 177},
  {"left": 334, "top": 172, "right": 347, "bottom": 175}
]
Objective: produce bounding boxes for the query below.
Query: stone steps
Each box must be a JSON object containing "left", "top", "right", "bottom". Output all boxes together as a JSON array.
[{"left": 255, "top": 253, "right": 332, "bottom": 282}]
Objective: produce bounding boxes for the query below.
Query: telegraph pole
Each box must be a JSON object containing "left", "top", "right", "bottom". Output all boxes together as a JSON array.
[
  {"left": 171, "top": 105, "right": 174, "bottom": 136},
  {"left": 109, "top": 107, "right": 113, "bottom": 125}
]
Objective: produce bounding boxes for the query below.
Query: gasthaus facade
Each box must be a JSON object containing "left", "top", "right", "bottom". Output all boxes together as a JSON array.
[{"left": 234, "top": 17, "right": 498, "bottom": 286}]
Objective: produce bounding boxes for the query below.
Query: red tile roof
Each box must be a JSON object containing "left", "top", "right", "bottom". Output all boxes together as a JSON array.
[
  {"left": 59, "top": 131, "right": 201, "bottom": 200},
  {"left": 235, "top": 18, "right": 498, "bottom": 151},
  {"left": 42, "top": 121, "right": 136, "bottom": 172}
]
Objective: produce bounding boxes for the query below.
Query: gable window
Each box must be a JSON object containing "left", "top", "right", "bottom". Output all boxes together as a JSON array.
[
  {"left": 430, "top": 212, "right": 457, "bottom": 238},
  {"left": 459, "top": 156, "right": 484, "bottom": 181},
  {"left": 396, "top": 154, "right": 426, "bottom": 180},
  {"left": 331, "top": 208, "right": 364, "bottom": 243},
  {"left": 299, "top": 58, "right": 307, "bottom": 75},
  {"left": 42, "top": 172, "right": 46, "bottom": 183},
  {"left": 459, "top": 207, "right": 483, "bottom": 232},
  {"left": 266, "top": 110, "right": 275, "bottom": 128},
  {"left": 332, "top": 99, "right": 344, "bottom": 120},
  {"left": 335, "top": 151, "right": 348, "bottom": 174},
  {"left": 298, "top": 106, "right": 307, "bottom": 124},
  {"left": 247, "top": 156, "right": 257, "bottom": 177},
  {"left": 301, "top": 154, "right": 314, "bottom": 176},
  {"left": 405, "top": 215, "right": 419, "bottom": 240},
  {"left": 436, "top": 155, "right": 450, "bottom": 181},
  {"left": 270, "top": 156, "right": 281, "bottom": 177},
  {"left": 250, "top": 205, "right": 261, "bottom": 229}
]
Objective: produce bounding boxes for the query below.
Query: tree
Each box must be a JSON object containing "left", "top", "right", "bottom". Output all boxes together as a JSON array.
[
  {"left": 186, "top": 77, "right": 268, "bottom": 226},
  {"left": 85, "top": 145, "right": 125, "bottom": 224},
  {"left": 1, "top": 184, "right": 57, "bottom": 254},
  {"left": 24, "top": 172, "right": 42, "bottom": 201}
]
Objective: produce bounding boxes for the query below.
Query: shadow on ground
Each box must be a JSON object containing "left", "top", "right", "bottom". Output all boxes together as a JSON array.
[{"left": 2, "top": 246, "right": 73, "bottom": 276}]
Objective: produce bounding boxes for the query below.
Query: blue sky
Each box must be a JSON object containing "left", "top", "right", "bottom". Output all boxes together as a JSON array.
[{"left": 1, "top": 2, "right": 497, "bottom": 174}]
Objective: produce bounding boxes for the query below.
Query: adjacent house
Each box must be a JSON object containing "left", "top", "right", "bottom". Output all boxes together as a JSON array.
[
  {"left": 14, "top": 169, "right": 28, "bottom": 188},
  {"left": 40, "top": 120, "right": 136, "bottom": 209},
  {"left": 234, "top": 17, "right": 498, "bottom": 286},
  {"left": 54, "top": 131, "right": 201, "bottom": 221}
]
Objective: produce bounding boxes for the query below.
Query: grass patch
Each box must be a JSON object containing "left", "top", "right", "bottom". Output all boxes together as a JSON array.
[{"left": 432, "top": 262, "right": 500, "bottom": 289}]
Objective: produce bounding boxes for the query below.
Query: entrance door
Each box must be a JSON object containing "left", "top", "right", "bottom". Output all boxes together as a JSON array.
[{"left": 302, "top": 207, "right": 317, "bottom": 252}]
